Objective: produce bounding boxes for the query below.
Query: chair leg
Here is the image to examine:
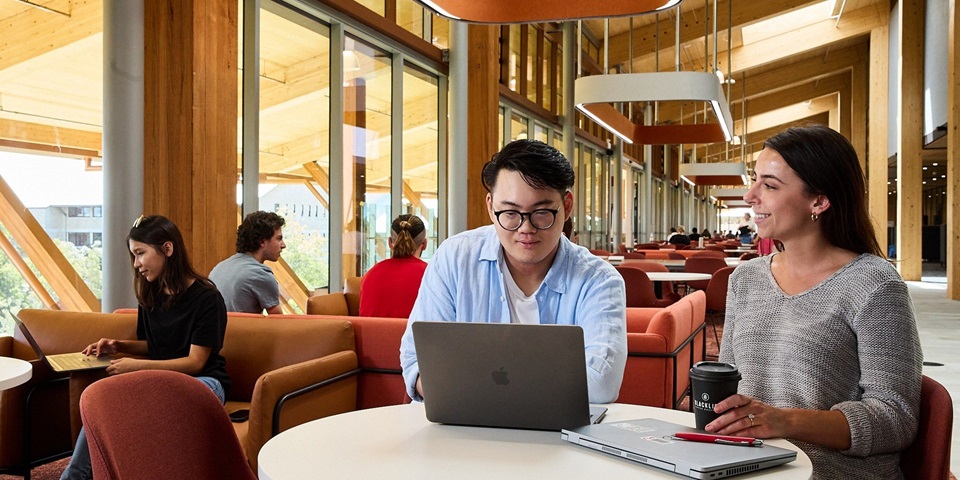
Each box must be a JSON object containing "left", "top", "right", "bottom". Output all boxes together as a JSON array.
[{"left": 705, "top": 312, "right": 724, "bottom": 360}]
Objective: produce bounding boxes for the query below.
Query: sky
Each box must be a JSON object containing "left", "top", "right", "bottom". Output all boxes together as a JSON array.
[{"left": 0, "top": 151, "right": 103, "bottom": 207}]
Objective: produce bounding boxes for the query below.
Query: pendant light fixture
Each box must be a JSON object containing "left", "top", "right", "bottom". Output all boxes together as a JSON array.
[{"left": 416, "top": 0, "right": 683, "bottom": 23}]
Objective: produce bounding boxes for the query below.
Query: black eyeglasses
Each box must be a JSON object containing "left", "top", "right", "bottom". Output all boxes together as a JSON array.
[{"left": 493, "top": 208, "right": 560, "bottom": 231}]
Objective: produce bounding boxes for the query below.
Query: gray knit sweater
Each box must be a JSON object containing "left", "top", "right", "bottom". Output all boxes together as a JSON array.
[{"left": 719, "top": 253, "right": 922, "bottom": 480}]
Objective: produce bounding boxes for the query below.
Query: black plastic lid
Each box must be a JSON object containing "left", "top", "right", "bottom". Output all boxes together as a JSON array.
[{"left": 690, "top": 361, "right": 740, "bottom": 379}]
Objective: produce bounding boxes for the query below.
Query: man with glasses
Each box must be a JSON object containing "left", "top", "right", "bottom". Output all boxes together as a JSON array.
[{"left": 400, "top": 140, "right": 626, "bottom": 403}]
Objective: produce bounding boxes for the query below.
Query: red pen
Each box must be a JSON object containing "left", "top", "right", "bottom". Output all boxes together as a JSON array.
[{"left": 674, "top": 432, "right": 763, "bottom": 447}]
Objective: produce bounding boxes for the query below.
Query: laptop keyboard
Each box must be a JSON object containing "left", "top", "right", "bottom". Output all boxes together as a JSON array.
[{"left": 49, "top": 354, "right": 97, "bottom": 370}]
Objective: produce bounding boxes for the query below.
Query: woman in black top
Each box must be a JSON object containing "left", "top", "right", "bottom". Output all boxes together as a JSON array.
[{"left": 60, "top": 215, "right": 230, "bottom": 480}]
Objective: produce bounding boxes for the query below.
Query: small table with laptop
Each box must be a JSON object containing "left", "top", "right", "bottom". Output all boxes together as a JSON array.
[{"left": 259, "top": 322, "right": 812, "bottom": 480}]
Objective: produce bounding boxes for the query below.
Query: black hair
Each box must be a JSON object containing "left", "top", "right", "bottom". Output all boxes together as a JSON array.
[
  {"left": 481, "top": 140, "right": 575, "bottom": 194},
  {"left": 763, "top": 125, "right": 881, "bottom": 257},
  {"left": 390, "top": 214, "right": 426, "bottom": 258},
  {"left": 128, "top": 215, "right": 212, "bottom": 309},
  {"left": 236, "top": 211, "right": 286, "bottom": 253}
]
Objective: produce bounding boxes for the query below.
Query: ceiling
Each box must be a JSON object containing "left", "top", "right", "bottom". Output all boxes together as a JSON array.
[
  {"left": 0, "top": 0, "right": 947, "bottom": 201},
  {"left": 580, "top": 0, "right": 946, "bottom": 195}
]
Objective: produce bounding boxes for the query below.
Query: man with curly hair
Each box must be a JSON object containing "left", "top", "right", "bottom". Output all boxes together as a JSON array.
[{"left": 209, "top": 211, "right": 286, "bottom": 314}]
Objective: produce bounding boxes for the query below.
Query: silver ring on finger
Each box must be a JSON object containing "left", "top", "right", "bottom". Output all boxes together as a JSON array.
[{"left": 748, "top": 413, "right": 755, "bottom": 427}]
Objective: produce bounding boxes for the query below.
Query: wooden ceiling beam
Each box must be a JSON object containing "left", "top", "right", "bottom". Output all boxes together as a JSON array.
[
  {"left": 606, "top": 0, "right": 817, "bottom": 68},
  {"left": 716, "top": 4, "right": 883, "bottom": 74},
  {"left": 0, "top": 118, "right": 101, "bottom": 153},
  {"left": 734, "top": 73, "right": 850, "bottom": 121},
  {"left": 740, "top": 94, "right": 837, "bottom": 134},
  {"left": 0, "top": 0, "right": 102, "bottom": 71},
  {"left": 697, "top": 112, "right": 832, "bottom": 164},
  {"left": 656, "top": 43, "right": 866, "bottom": 124}
]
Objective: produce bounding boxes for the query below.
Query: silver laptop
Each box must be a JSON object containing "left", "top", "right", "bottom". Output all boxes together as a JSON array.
[
  {"left": 412, "top": 321, "right": 605, "bottom": 431},
  {"left": 561, "top": 418, "right": 797, "bottom": 479},
  {"left": 12, "top": 313, "right": 113, "bottom": 372}
]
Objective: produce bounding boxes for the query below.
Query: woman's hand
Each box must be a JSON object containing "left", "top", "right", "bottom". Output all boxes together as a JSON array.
[
  {"left": 106, "top": 357, "right": 146, "bottom": 375},
  {"left": 82, "top": 338, "right": 120, "bottom": 357},
  {"left": 705, "top": 394, "right": 792, "bottom": 439}
]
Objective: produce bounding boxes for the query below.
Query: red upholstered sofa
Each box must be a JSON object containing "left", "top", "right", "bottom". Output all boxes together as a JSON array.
[{"left": 618, "top": 291, "right": 706, "bottom": 409}]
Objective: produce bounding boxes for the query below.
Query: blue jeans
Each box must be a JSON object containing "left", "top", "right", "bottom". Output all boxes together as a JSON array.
[{"left": 59, "top": 376, "right": 225, "bottom": 480}]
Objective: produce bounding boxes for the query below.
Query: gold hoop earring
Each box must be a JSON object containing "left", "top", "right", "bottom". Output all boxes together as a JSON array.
[{"left": 811, "top": 213, "right": 819, "bottom": 222}]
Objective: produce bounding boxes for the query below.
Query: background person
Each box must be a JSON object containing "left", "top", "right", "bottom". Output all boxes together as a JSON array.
[
  {"left": 712, "top": 125, "right": 922, "bottom": 479},
  {"left": 668, "top": 225, "right": 691, "bottom": 246},
  {"left": 737, "top": 212, "right": 755, "bottom": 245},
  {"left": 399, "top": 140, "right": 626, "bottom": 404},
  {"left": 60, "top": 215, "right": 230, "bottom": 480},
  {"left": 359, "top": 214, "right": 429, "bottom": 318},
  {"left": 209, "top": 211, "right": 285, "bottom": 314}
]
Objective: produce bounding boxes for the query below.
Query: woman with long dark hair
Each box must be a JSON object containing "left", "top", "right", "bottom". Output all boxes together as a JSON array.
[
  {"left": 60, "top": 215, "right": 229, "bottom": 480},
  {"left": 711, "top": 125, "right": 921, "bottom": 479}
]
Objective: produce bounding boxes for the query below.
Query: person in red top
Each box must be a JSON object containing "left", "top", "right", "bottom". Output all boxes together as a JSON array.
[{"left": 359, "top": 214, "right": 429, "bottom": 318}]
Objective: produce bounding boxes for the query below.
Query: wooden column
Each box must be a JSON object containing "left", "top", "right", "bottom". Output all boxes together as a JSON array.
[
  {"left": 467, "top": 24, "right": 500, "bottom": 229},
  {"left": 143, "top": 0, "right": 238, "bottom": 275},
  {"left": 896, "top": 0, "right": 924, "bottom": 280},
  {"left": 839, "top": 82, "right": 852, "bottom": 142},
  {"left": 869, "top": 20, "right": 890, "bottom": 257},
  {"left": 851, "top": 61, "right": 868, "bottom": 173},
  {"left": 948, "top": 0, "right": 960, "bottom": 299}
]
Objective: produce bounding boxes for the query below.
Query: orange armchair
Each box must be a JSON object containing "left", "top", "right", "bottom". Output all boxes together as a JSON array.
[
  {"left": 306, "top": 276, "right": 362, "bottom": 316},
  {"left": 618, "top": 291, "right": 706, "bottom": 409}
]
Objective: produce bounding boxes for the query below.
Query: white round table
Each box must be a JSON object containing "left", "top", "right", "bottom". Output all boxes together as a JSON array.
[
  {"left": 0, "top": 356, "right": 32, "bottom": 390},
  {"left": 258, "top": 403, "right": 812, "bottom": 479},
  {"left": 644, "top": 272, "right": 713, "bottom": 282}
]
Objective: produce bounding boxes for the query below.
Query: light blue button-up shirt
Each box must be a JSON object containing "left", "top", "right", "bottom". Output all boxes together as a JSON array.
[{"left": 400, "top": 225, "right": 627, "bottom": 403}]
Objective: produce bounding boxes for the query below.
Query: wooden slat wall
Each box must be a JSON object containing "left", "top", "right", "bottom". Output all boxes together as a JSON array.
[{"left": 143, "top": 0, "right": 238, "bottom": 275}]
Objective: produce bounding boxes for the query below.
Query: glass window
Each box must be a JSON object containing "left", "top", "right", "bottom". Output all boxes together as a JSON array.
[
  {"left": 533, "top": 123, "right": 549, "bottom": 143},
  {"left": 543, "top": 37, "right": 553, "bottom": 113},
  {"left": 402, "top": 65, "right": 439, "bottom": 260},
  {"left": 256, "top": 5, "right": 331, "bottom": 291},
  {"left": 498, "top": 107, "right": 505, "bottom": 149},
  {"left": 583, "top": 147, "right": 593, "bottom": 247},
  {"left": 431, "top": 14, "right": 449, "bottom": 49},
  {"left": 510, "top": 111, "right": 526, "bottom": 142},
  {"left": 507, "top": 25, "right": 521, "bottom": 93},
  {"left": 397, "top": 0, "right": 424, "bottom": 39},
  {"left": 0, "top": 0, "right": 105, "bottom": 326},
  {"left": 342, "top": 36, "right": 393, "bottom": 278},
  {"left": 526, "top": 25, "right": 537, "bottom": 103},
  {"left": 355, "top": 0, "right": 385, "bottom": 16}
]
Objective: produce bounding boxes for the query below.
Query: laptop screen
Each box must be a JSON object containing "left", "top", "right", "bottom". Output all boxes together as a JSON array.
[{"left": 413, "top": 321, "right": 591, "bottom": 431}]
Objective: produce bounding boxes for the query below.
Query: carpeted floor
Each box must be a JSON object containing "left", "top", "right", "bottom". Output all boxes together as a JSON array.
[{"left": 0, "top": 457, "right": 69, "bottom": 480}]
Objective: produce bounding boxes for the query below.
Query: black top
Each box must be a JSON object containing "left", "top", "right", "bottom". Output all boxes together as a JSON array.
[
  {"left": 668, "top": 234, "right": 691, "bottom": 245},
  {"left": 137, "top": 281, "right": 230, "bottom": 394}
]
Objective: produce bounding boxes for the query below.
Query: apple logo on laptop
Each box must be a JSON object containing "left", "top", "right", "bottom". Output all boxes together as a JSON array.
[{"left": 491, "top": 367, "right": 509, "bottom": 385}]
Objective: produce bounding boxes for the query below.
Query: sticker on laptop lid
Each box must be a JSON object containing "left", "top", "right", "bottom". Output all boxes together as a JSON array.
[{"left": 610, "top": 421, "right": 657, "bottom": 434}]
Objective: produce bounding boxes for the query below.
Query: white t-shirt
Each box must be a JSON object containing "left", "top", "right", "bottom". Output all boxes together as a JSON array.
[{"left": 498, "top": 251, "right": 540, "bottom": 324}]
